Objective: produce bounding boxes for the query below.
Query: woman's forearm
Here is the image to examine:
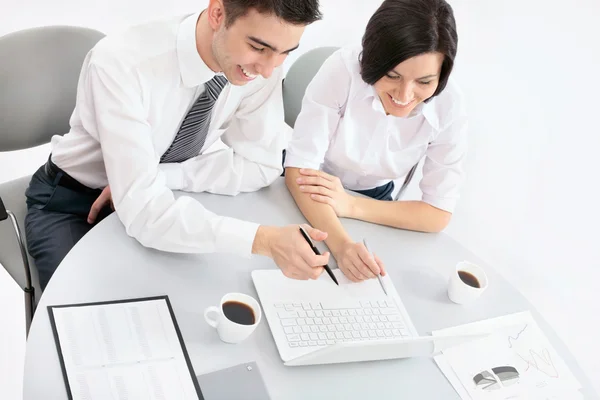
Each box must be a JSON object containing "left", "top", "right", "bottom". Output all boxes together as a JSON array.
[
  {"left": 285, "top": 168, "right": 352, "bottom": 253},
  {"left": 351, "top": 197, "right": 452, "bottom": 233}
]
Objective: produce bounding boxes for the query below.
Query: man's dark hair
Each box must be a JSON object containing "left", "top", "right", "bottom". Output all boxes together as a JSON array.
[
  {"left": 223, "top": 0, "right": 322, "bottom": 27},
  {"left": 360, "top": 0, "right": 458, "bottom": 100}
]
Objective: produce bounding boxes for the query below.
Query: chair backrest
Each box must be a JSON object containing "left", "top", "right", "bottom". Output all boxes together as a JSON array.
[
  {"left": 0, "top": 25, "right": 105, "bottom": 151},
  {"left": 282, "top": 47, "right": 339, "bottom": 128},
  {"left": 394, "top": 162, "right": 419, "bottom": 201},
  {"left": 0, "top": 26, "right": 104, "bottom": 330}
]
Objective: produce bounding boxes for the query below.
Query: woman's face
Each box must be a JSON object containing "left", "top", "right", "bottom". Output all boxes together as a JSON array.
[{"left": 373, "top": 52, "right": 444, "bottom": 117}]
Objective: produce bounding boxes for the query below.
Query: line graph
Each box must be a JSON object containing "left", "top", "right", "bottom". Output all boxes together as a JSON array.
[
  {"left": 517, "top": 348, "right": 560, "bottom": 378},
  {"left": 508, "top": 324, "right": 528, "bottom": 348},
  {"left": 507, "top": 324, "right": 560, "bottom": 379}
]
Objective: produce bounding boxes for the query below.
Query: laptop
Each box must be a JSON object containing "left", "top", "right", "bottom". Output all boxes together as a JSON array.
[{"left": 251, "top": 268, "right": 486, "bottom": 366}]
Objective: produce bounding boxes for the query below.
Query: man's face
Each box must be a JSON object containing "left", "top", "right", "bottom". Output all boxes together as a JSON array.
[{"left": 212, "top": 8, "right": 305, "bottom": 85}]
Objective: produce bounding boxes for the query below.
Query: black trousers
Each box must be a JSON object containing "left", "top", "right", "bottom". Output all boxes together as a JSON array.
[
  {"left": 352, "top": 181, "right": 395, "bottom": 201},
  {"left": 24, "top": 159, "right": 113, "bottom": 290}
]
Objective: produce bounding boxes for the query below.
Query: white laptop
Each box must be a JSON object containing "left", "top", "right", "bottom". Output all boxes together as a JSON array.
[{"left": 252, "top": 269, "right": 486, "bottom": 366}]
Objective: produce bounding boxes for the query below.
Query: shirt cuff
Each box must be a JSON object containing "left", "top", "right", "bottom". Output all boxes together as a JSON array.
[
  {"left": 159, "top": 163, "right": 185, "bottom": 190},
  {"left": 214, "top": 217, "right": 260, "bottom": 257},
  {"left": 283, "top": 152, "right": 322, "bottom": 170},
  {"left": 421, "top": 194, "right": 457, "bottom": 213}
]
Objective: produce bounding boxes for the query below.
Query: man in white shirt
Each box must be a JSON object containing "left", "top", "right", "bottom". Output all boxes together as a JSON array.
[{"left": 24, "top": 0, "right": 329, "bottom": 291}]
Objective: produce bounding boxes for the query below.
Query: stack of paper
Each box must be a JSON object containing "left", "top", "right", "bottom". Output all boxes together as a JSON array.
[
  {"left": 49, "top": 297, "right": 201, "bottom": 400},
  {"left": 433, "top": 311, "right": 582, "bottom": 400}
]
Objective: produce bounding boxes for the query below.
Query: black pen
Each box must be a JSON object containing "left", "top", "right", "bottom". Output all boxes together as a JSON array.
[{"left": 298, "top": 226, "right": 339, "bottom": 285}]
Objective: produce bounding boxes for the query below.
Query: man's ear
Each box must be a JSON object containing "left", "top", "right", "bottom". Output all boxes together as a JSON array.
[{"left": 207, "top": 0, "right": 227, "bottom": 31}]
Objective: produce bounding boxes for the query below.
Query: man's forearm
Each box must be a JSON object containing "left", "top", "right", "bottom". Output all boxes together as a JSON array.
[
  {"left": 351, "top": 197, "right": 452, "bottom": 233},
  {"left": 285, "top": 168, "right": 351, "bottom": 254},
  {"left": 160, "top": 148, "right": 281, "bottom": 195}
]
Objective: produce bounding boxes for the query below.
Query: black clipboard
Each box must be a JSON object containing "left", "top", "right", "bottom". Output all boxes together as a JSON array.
[{"left": 48, "top": 295, "right": 204, "bottom": 399}]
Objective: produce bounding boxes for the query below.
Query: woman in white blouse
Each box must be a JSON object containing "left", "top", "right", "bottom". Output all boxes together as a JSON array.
[{"left": 284, "top": 0, "right": 467, "bottom": 282}]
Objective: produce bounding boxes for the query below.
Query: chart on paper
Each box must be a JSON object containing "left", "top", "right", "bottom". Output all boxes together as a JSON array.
[{"left": 433, "top": 311, "right": 582, "bottom": 400}]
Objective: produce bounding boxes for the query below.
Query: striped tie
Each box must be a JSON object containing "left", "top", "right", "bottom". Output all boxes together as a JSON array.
[{"left": 160, "top": 75, "right": 228, "bottom": 163}]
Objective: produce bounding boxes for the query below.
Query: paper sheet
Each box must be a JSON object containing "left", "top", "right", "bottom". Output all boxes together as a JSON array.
[
  {"left": 50, "top": 298, "right": 199, "bottom": 400},
  {"left": 433, "top": 311, "right": 582, "bottom": 400}
]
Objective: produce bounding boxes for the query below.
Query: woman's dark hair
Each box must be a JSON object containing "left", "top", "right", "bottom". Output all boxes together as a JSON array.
[
  {"left": 360, "top": 0, "right": 458, "bottom": 99},
  {"left": 223, "top": 0, "right": 322, "bottom": 27}
]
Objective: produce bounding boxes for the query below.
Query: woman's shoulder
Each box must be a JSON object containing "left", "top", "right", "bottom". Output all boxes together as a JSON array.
[
  {"left": 311, "top": 45, "right": 369, "bottom": 104},
  {"left": 334, "top": 45, "right": 375, "bottom": 96},
  {"left": 427, "top": 78, "right": 467, "bottom": 130},
  {"left": 320, "top": 45, "right": 363, "bottom": 81},
  {"left": 337, "top": 45, "right": 363, "bottom": 71}
]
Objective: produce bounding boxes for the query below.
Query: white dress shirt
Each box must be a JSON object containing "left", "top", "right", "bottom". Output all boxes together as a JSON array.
[
  {"left": 50, "top": 13, "right": 287, "bottom": 256},
  {"left": 284, "top": 46, "right": 468, "bottom": 212}
]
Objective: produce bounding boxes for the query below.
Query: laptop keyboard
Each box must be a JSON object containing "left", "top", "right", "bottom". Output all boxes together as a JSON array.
[{"left": 275, "top": 299, "right": 411, "bottom": 348}]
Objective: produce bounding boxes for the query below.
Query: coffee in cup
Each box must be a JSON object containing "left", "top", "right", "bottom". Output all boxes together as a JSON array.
[
  {"left": 204, "top": 293, "right": 262, "bottom": 343},
  {"left": 448, "top": 261, "right": 488, "bottom": 304}
]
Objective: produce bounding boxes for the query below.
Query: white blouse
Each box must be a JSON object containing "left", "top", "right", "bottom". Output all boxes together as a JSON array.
[{"left": 284, "top": 45, "right": 468, "bottom": 212}]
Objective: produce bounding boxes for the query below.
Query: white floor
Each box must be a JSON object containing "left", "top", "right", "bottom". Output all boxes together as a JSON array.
[{"left": 0, "top": 265, "right": 27, "bottom": 400}]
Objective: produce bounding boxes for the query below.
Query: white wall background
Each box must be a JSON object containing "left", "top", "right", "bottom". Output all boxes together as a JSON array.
[{"left": 1, "top": 0, "right": 599, "bottom": 395}]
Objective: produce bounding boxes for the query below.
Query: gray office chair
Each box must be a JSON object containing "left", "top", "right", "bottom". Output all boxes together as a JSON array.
[
  {"left": 282, "top": 46, "right": 340, "bottom": 128},
  {"left": 0, "top": 25, "right": 105, "bottom": 333},
  {"left": 281, "top": 46, "right": 418, "bottom": 200}
]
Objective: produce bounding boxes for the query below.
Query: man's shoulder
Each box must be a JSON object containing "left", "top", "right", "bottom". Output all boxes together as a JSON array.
[{"left": 89, "top": 15, "right": 186, "bottom": 73}]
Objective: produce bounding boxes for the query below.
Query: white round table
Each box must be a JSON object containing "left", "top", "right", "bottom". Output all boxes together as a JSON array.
[{"left": 23, "top": 178, "right": 597, "bottom": 399}]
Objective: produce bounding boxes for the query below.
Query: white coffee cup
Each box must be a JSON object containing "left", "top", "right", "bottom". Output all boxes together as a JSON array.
[
  {"left": 447, "top": 261, "right": 488, "bottom": 304},
  {"left": 204, "top": 293, "right": 262, "bottom": 343}
]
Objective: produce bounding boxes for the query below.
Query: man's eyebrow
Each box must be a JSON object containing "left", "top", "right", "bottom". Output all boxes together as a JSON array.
[{"left": 248, "top": 36, "right": 299, "bottom": 54}]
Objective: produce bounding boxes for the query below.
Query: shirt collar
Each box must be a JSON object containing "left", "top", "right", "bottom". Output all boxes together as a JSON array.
[
  {"left": 177, "top": 12, "right": 217, "bottom": 88},
  {"left": 364, "top": 85, "right": 440, "bottom": 130}
]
